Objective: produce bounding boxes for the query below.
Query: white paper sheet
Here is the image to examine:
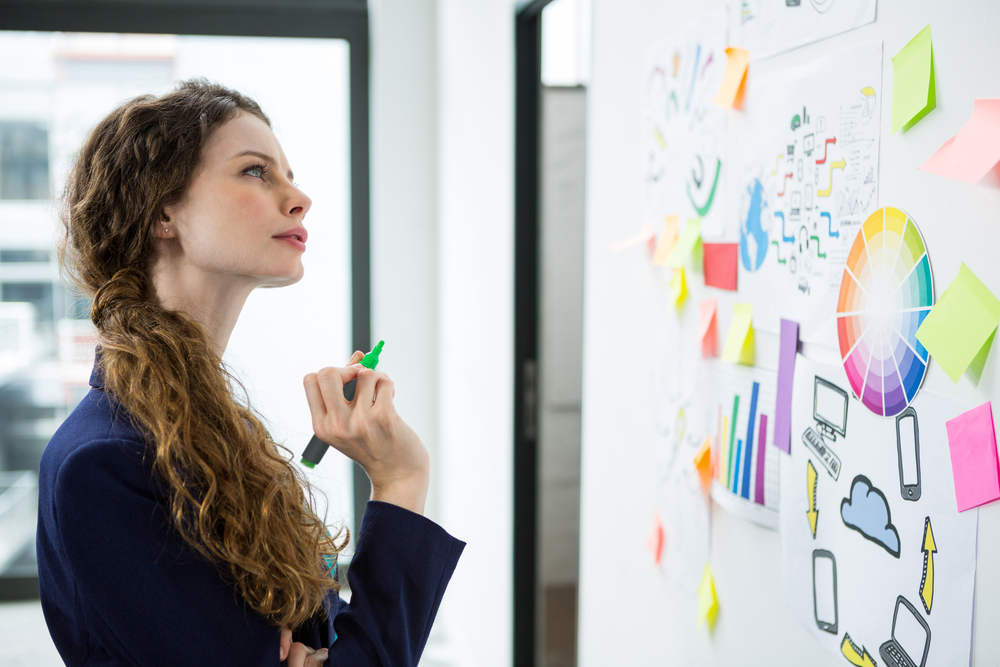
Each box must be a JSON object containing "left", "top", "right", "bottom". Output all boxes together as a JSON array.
[
  {"left": 734, "top": 41, "right": 883, "bottom": 346},
  {"left": 780, "top": 355, "right": 978, "bottom": 665},
  {"left": 642, "top": 8, "right": 728, "bottom": 239},
  {"left": 735, "top": 0, "right": 877, "bottom": 61},
  {"left": 652, "top": 291, "right": 711, "bottom": 594}
]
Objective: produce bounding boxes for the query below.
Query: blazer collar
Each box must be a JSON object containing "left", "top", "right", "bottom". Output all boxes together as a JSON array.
[{"left": 90, "top": 346, "right": 105, "bottom": 388}]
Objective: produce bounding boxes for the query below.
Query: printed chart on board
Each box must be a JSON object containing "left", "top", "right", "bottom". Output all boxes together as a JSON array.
[
  {"left": 780, "top": 356, "right": 978, "bottom": 666},
  {"left": 734, "top": 40, "right": 883, "bottom": 346},
  {"left": 642, "top": 8, "right": 728, "bottom": 239},
  {"left": 734, "top": 0, "right": 877, "bottom": 61},
  {"left": 692, "top": 359, "right": 780, "bottom": 529}
]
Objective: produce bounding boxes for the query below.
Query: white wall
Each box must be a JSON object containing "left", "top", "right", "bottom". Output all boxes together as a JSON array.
[
  {"left": 371, "top": 2, "right": 515, "bottom": 665},
  {"left": 579, "top": 1, "right": 1000, "bottom": 665}
]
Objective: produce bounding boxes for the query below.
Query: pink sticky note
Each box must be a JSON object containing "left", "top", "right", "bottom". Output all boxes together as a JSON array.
[
  {"left": 945, "top": 401, "right": 1000, "bottom": 512},
  {"left": 699, "top": 299, "right": 718, "bottom": 357},
  {"left": 645, "top": 511, "right": 665, "bottom": 565},
  {"left": 919, "top": 99, "right": 1000, "bottom": 183},
  {"left": 774, "top": 319, "right": 799, "bottom": 454},
  {"left": 703, "top": 243, "right": 738, "bottom": 291}
]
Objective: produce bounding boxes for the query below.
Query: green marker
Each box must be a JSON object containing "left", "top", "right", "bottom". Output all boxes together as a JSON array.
[{"left": 300, "top": 340, "right": 384, "bottom": 468}]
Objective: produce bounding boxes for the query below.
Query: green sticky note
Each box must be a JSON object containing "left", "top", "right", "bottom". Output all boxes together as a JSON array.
[
  {"left": 666, "top": 218, "right": 702, "bottom": 269},
  {"left": 916, "top": 263, "right": 1000, "bottom": 383},
  {"left": 892, "top": 24, "right": 936, "bottom": 134}
]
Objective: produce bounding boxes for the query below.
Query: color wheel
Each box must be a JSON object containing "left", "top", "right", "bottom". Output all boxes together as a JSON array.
[{"left": 836, "top": 207, "right": 934, "bottom": 417}]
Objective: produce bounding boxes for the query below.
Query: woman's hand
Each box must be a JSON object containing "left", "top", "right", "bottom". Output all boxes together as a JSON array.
[
  {"left": 303, "top": 351, "right": 430, "bottom": 515},
  {"left": 280, "top": 627, "right": 328, "bottom": 666}
]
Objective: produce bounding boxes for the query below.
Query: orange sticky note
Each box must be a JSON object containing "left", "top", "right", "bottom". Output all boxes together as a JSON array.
[
  {"left": 610, "top": 223, "right": 656, "bottom": 252},
  {"left": 699, "top": 299, "right": 718, "bottom": 357},
  {"left": 651, "top": 215, "right": 680, "bottom": 266},
  {"left": 645, "top": 510, "right": 665, "bottom": 565},
  {"left": 713, "top": 47, "right": 749, "bottom": 110},
  {"left": 693, "top": 437, "right": 712, "bottom": 494}
]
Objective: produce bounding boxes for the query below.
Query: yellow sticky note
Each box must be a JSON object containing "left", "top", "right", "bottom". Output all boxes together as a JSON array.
[
  {"left": 892, "top": 24, "right": 936, "bottom": 134},
  {"left": 916, "top": 263, "right": 1000, "bottom": 383},
  {"left": 670, "top": 268, "right": 688, "bottom": 307},
  {"left": 722, "top": 303, "right": 754, "bottom": 365},
  {"left": 713, "top": 47, "right": 748, "bottom": 110},
  {"left": 651, "top": 215, "right": 680, "bottom": 266},
  {"left": 697, "top": 563, "right": 719, "bottom": 631},
  {"left": 666, "top": 218, "right": 702, "bottom": 269}
]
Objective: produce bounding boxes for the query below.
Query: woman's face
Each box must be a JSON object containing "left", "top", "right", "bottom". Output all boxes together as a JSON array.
[{"left": 160, "top": 112, "right": 312, "bottom": 289}]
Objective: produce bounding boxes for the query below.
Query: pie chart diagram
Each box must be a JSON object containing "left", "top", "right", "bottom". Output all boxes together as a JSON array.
[{"left": 836, "top": 207, "right": 934, "bottom": 417}]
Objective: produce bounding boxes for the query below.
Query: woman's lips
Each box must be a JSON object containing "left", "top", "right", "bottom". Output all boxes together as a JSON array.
[{"left": 275, "top": 235, "right": 306, "bottom": 252}]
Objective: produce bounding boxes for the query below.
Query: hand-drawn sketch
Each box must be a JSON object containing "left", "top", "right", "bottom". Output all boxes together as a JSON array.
[
  {"left": 878, "top": 596, "right": 931, "bottom": 667},
  {"left": 813, "top": 549, "right": 838, "bottom": 634},
  {"left": 841, "top": 475, "right": 901, "bottom": 558},
  {"left": 735, "top": 42, "right": 882, "bottom": 346},
  {"left": 735, "top": 0, "right": 877, "bottom": 61},
  {"left": 642, "top": 9, "right": 728, "bottom": 238},
  {"left": 919, "top": 517, "right": 936, "bottom": 615},
  {"left": 896, "top": 407, "right": 922, "bottom": 501},
  {"left": 781, "top": 356, "right": 977, "bottom": 664},
  {"left": 802, "top": 376, "right": 847, "bottom": 480}
]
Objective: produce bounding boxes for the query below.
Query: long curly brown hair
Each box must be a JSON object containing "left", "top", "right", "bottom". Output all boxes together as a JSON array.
[{"left": 56, "top": 77, "right": 346, "bottom": 629}]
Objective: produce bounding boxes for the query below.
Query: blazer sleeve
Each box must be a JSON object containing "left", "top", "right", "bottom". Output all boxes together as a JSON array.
[
  {"left": 54, "top": 437, "right": 287, "bottom": 666},
  {"left": 307, "top": 501, "right": 465, "bottom": 666}
]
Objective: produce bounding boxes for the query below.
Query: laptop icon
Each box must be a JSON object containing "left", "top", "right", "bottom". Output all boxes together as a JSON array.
[{"left": 879, "top": 595, "right": 931, "bottom": 667}]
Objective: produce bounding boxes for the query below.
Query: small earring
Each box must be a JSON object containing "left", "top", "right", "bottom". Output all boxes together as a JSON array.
[{"left": 164, "top": 228, "right": 169, "bottom": 233}]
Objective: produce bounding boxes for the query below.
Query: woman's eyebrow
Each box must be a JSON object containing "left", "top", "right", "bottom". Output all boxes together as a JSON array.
[{"left": 231, "top": 149, "right": 294, "bottom": 181}]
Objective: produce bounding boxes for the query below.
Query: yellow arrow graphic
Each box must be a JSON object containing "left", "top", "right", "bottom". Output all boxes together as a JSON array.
[
  {"left": 817, "top": 158, "right": 846, "bottom": 197},
  {"left": 841, "top": 633, "right": 877, "bottom": 667},
  {"left": 806, "top": 460, "right": 819, "bottom": 538},
  {"left": 920, "top": 516, "right": 936, "bottom": 614}
]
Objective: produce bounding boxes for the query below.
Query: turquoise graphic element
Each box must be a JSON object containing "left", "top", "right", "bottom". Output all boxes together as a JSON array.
[{"left": 740, "top": 178, "right": 769, "bottom": 272}]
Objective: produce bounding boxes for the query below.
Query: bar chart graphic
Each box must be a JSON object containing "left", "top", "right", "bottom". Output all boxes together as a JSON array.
[{"left": 705, "top": 360, "right": 780, "bottom": 529}]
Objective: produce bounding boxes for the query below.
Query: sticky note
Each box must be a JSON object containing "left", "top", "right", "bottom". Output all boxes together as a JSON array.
[
  {"left": 703, "top": 243, "right": 738, "bottom": 291},
  {"left": 666, "top": 218, "right": 702, "bottom": 269},
  {"left": 699, "top": 299, "right": 718, "bottom": 357},
  {"left": 645, "top": 511, "right": 665, "bottom": 565},
  {"left": 919, "top": 99, "right": 1000, "bottom": 183},
  {"left": 722, "top": 303, "right": 754, "bottom": 365},
  {"left": 693, "top": 437, "right": 712, "bottom": 494},
  {"left": 713, "top": 47, "right": 748, "bottom": 110},
  {"left": 916, "top": 263, "right": 1000, "bottom": 383},
  {"left": 651, "top": 215, "right": 680, "bottom": 266},
  {"left": 610, "top": 223, "right": 656, "bottom": 252},
  {"left": 892, "top": 24, "right": 936, "bottom": 134},
  {"left": 774, "top": 319, "right": 799, "bottom": 454},
  {"left": 945, "top": 402, "right": 1000, "bottom": 512},
  {"left": 670, "top": 268, "right": 688, "bottom": 307},
  {"left": 697, "top": 563, "right": 719, "bottom": 631}
]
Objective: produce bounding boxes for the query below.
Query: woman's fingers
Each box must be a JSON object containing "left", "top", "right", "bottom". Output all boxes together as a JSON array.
[
  {"left": 279, "top": 627, "right": 292, "bottom": 662},
  {"left": 286, "top": 642, "right": 328, "bottom": 666},
  {"left": 348, "top": 350, "right": 364, "bottom": 365}
]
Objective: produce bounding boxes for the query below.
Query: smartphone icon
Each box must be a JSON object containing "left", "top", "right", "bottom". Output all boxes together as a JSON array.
[
  {"left": 896, "top": 407, "right": 921, "bottom": 501},
  {"left": 812, "top": 549, "right": 838, "bottom": 634}
]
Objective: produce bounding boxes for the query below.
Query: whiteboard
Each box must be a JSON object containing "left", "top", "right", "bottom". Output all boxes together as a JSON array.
[{"left": 578, "top": 1, "right": 1000, "bottom": 664}]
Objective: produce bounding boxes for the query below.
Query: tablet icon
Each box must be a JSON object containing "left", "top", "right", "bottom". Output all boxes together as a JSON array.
[
  {"left": 879, "top": 595, "right": 930, "bottom": 667},
  {"left": 812, "top": 549, "right": 838, "bottom": 634}
]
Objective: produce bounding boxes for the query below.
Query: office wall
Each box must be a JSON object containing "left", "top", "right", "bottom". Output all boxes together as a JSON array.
[{"left": 578, "top": 0, "right": 1000, "bottom": 665}]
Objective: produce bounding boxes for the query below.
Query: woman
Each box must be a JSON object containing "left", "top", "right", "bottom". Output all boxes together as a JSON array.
[{"left": 36, "top": 78, "right": 464, "bottom": 666}]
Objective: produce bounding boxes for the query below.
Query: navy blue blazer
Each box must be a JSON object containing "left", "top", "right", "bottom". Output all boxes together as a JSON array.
[{"left": 36, "top": 355, "right": 465, "bottom": 666}]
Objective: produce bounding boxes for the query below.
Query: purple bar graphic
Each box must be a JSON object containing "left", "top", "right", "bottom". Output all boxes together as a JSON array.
[
  {"left": 775, "top": 319, "right": 799, "bottom": 453},
  {"left": 755, "top": 414, "right": 768, "bottom": 506}
]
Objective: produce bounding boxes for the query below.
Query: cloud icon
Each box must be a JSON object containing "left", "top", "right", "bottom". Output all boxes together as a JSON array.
[{"left": 840, "top": 475, "right": 900, "bottom": 558}]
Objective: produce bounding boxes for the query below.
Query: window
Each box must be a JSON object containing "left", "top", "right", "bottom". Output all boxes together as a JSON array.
[{"left": 0, "top": 122, "right": 49, "bottom": 201}]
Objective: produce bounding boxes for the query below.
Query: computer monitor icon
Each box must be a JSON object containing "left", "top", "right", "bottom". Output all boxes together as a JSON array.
[
  {"left": 879, "top": 595, "right": 931, "bottom": 667},
  {"left": 813, "top": 377, "right": 848, "bottom": 440}
]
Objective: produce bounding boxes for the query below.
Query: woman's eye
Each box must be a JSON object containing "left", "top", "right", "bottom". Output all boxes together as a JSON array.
[{"left": 246, "top": 164, "right": 267, "bottom": 179}]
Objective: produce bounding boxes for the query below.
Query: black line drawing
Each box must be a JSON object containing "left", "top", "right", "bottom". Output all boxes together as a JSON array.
[
  {"left": 841, "top": 475, "right": 901, "bottom": 558},
  {"left": 812, "top": 549, "right": 838, "bottom": 634},
  {"left": 878, "top": 595, "right": 931, "bottom": 667},
  {"left": 802, "top": 376, "right": 847, "bottom": 479},
  {"left": 896, "top": 406, "right": 922, "bottom": 501}
]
